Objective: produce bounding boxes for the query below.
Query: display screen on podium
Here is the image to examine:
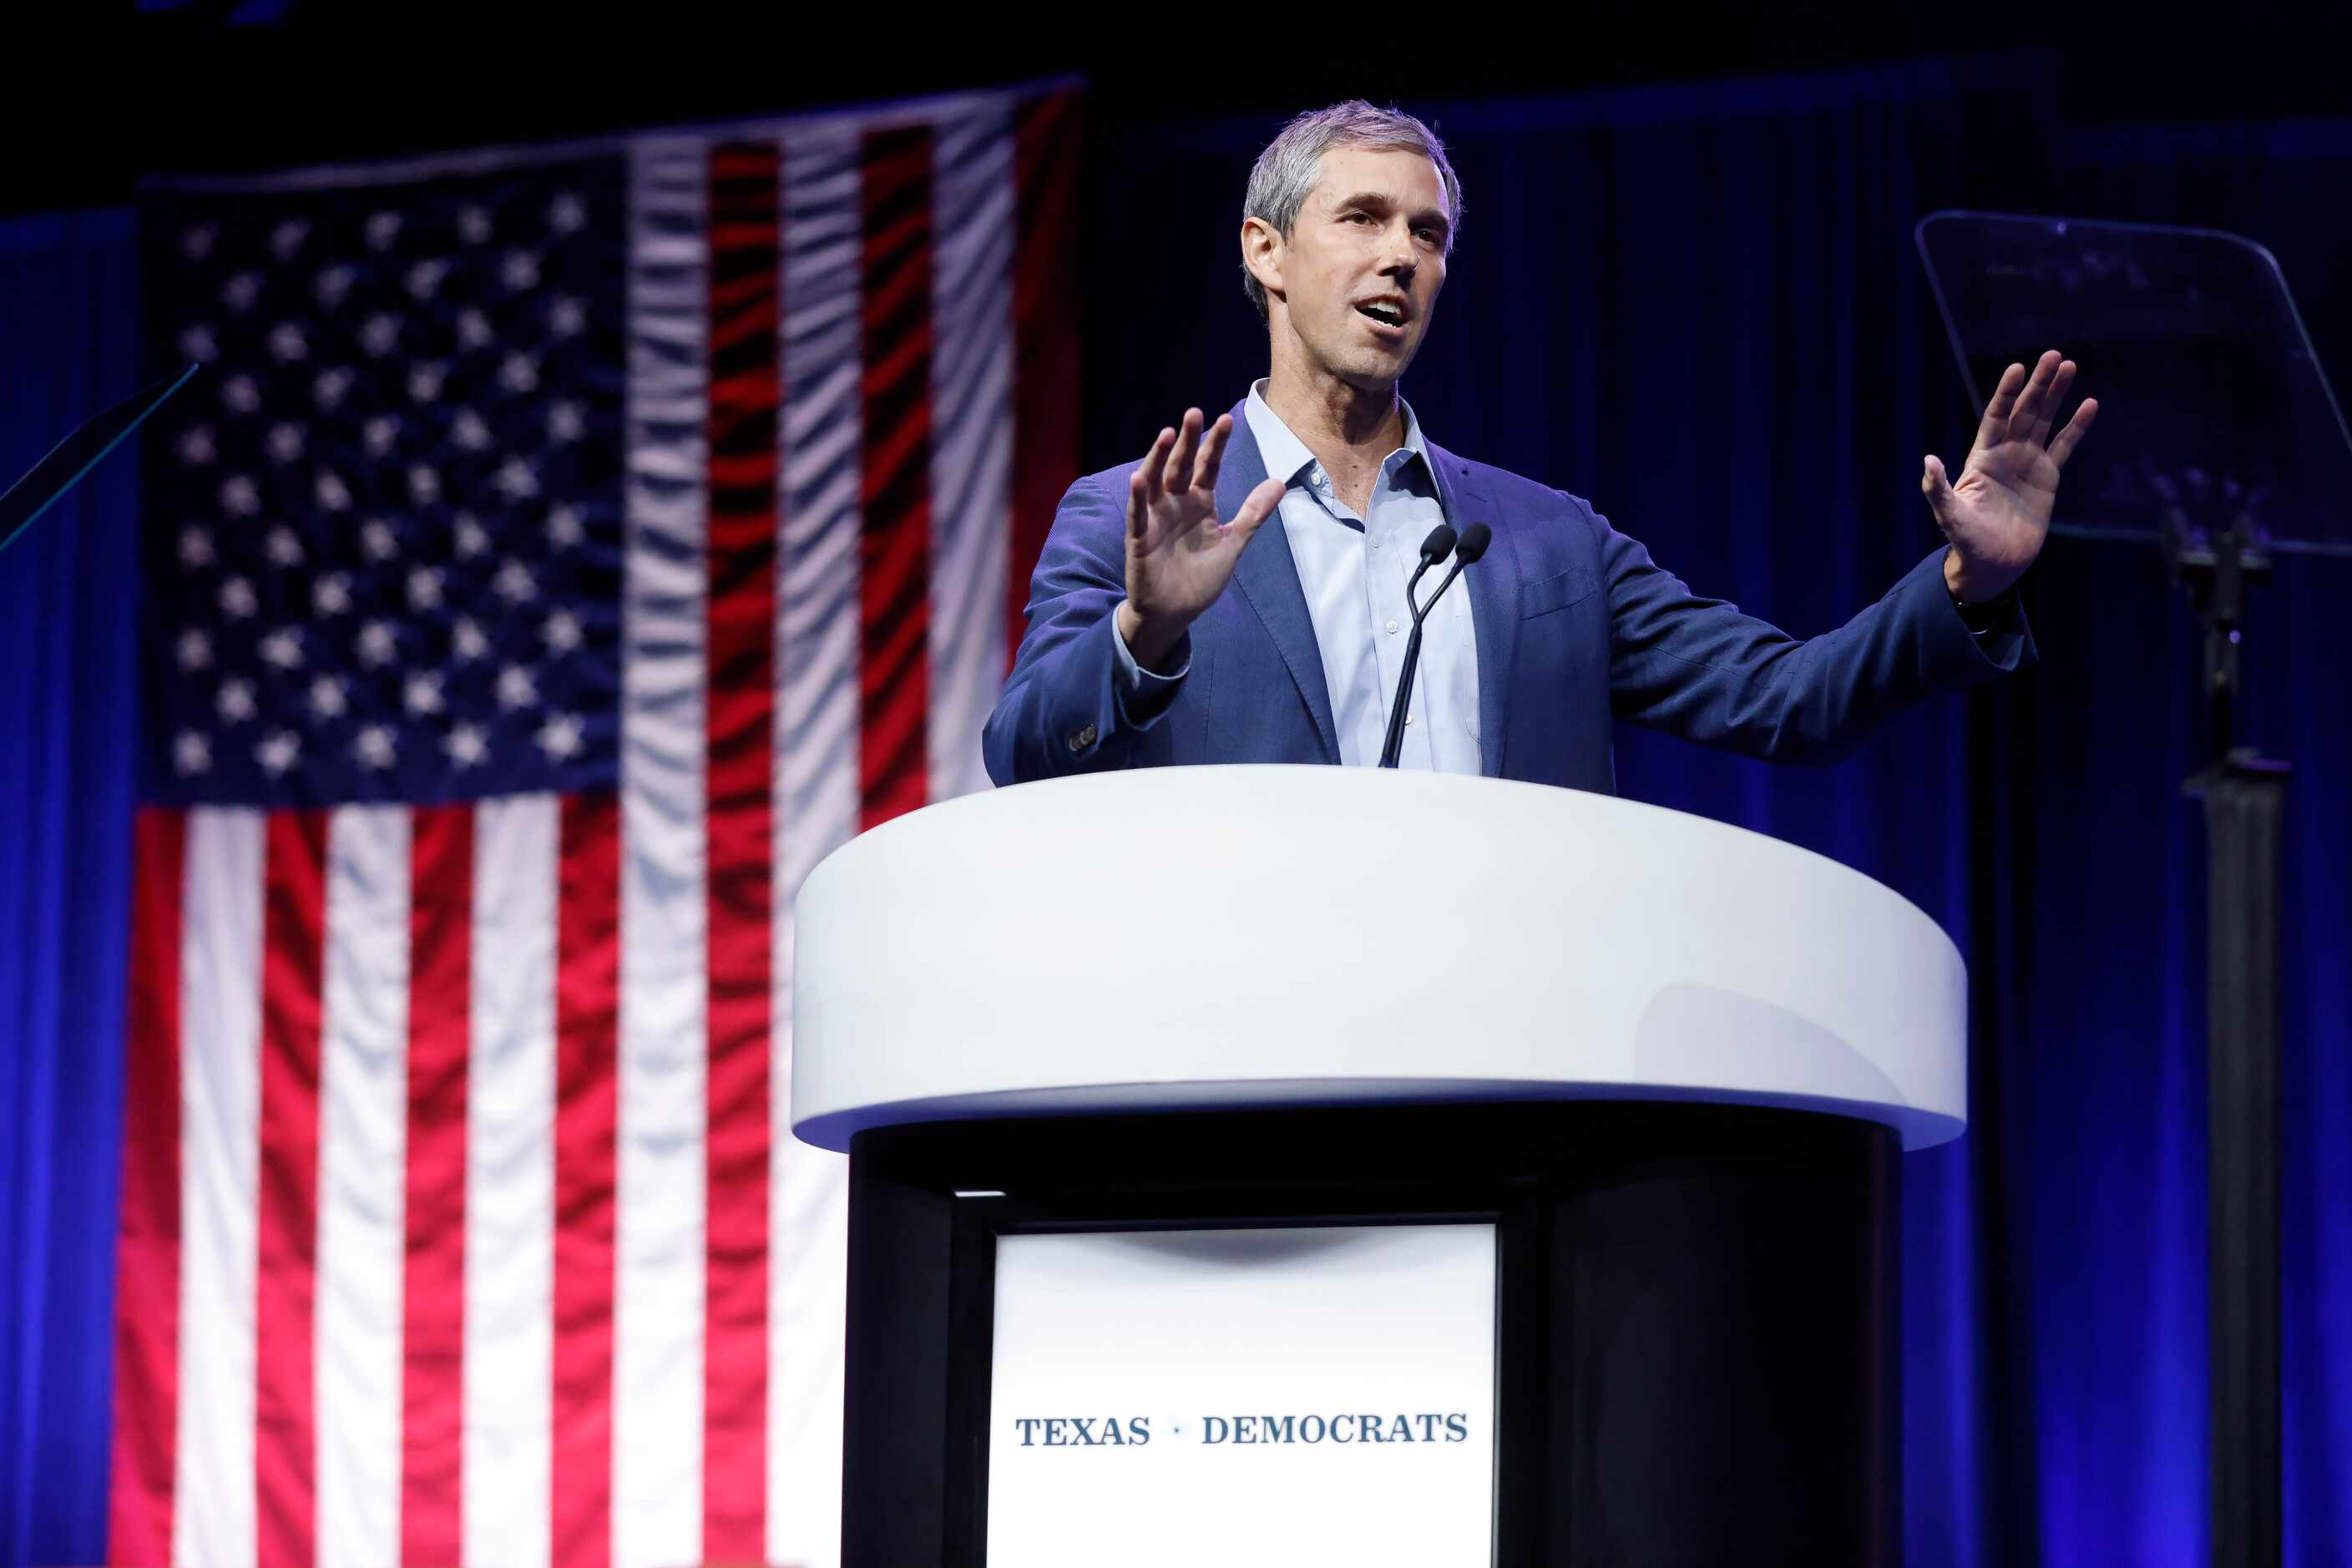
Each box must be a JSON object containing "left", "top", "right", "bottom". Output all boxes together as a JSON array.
[{"left": 984, "top": 1222, "right": 1499, "bottom": 1565}]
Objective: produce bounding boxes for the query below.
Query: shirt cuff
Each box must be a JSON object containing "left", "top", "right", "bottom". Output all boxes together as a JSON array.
[
  {"left": 1951, "top": 587, "right": 2019, "bottom": 639},
  {"left": 1110, "top": 609, "right": 1190, "bottom": 721}
]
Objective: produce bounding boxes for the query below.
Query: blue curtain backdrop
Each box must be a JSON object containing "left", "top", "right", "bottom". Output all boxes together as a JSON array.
[
  {"left": 0, "top": 210, "right": 144, "bottom": 1566},
  {"left": 3, "top": 60, "right": 2347, "bottom": 1566}
]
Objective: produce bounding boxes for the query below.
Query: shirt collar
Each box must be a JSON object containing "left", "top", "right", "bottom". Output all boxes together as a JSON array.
[{"left": 1243, "top": 378, "right": 1430, "bottom": 493}]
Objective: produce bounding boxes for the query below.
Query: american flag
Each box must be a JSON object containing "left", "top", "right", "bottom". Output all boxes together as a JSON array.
[{"left": 110, "top": 83, "right": 1080, "bottom": 1568}]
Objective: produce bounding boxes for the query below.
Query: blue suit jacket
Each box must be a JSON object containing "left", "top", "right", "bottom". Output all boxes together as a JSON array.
[{"left": 983, "top": 400, "right": 2031, "bottom": 793}]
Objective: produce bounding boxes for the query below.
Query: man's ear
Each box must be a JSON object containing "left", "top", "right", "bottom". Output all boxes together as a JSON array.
[{"left": 1240, "top": 216, "right": 1283, "bottom": 306}]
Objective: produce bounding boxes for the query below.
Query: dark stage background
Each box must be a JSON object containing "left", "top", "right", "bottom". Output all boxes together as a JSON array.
[{"left": 3, "top": 13, "right": 2346, "bottom": 1565}]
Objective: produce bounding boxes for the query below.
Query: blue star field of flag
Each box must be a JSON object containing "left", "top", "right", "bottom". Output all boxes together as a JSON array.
[{"left": 141, "top": 155, "right": 626, "bottom": 808}]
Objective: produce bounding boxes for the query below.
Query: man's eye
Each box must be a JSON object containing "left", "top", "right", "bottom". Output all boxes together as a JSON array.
[{"left": 1345, "top": 211, "right": 1372, "bottom": 224}]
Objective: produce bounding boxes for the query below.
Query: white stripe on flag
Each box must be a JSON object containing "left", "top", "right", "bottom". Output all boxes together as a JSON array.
[
  {"left": 763, "top": 969, "right": 849, "bottom": 1568},
  {"left": 315, "top": 805, "right": 412, "bottom": 1568},
  {"left": 776, "top": 124, "right": 867, "bottom": 873},
  {"left": 768, "top": 124, "right": 867, "bottom": 1568},
  {"left": 464, "top": 794, "right": 559, "bottom": 1568},
  {"left": 925, "top": 103, "right": 1015, "bottom": 805},
  {"left": 617, "top": 133, "right": 711, "bottom": 1568},
  {"left": 174, "top": 807, "right": 264, "bottom": 1568}
]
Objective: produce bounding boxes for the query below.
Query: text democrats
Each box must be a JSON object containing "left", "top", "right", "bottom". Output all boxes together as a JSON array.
[
  {"left": 1008, "top": 1413, "right": 1470, "bottom": 1447},
  {"left": 1201, "top": 1414, "right": 1469, "bottom": 1445}
]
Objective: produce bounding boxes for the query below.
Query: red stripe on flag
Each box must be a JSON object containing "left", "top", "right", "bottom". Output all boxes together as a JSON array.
[
  {"left": 108, "top": 808, "right": 188, "bottom": 1568},
  {"left": 552, "top": 792, "right": 620, "bottom": 1568},
  {"left": 1010, "top": 90, "right": 1084, "bottom": 669},
  {"left": 858, "top": 123, "right": 935, "bottom": 830},
  {"left": 255, "top": 810, "right": 329, "bottom": 1568},
  {"left": 704, "top": 138, "right": 778, "bottom": 1557},
  {"left": 402, "top": 803, "right": 473, "bottom": 1562}
]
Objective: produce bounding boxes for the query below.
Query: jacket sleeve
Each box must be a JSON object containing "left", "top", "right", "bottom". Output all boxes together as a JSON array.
[
  {"left": 982, "top": 473, "right": 1194, "bottom": 787},
  {"left": 1596, "top": 502, "right": 2034, "bottom": 765}
]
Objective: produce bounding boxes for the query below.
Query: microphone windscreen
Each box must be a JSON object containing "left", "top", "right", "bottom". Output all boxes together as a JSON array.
[
  {"left": 1418, "top": 524, "right": 1458, "bottom": 564},
  {"left": 1454, "top": 522, "right": 1493, "bottom": 564}
]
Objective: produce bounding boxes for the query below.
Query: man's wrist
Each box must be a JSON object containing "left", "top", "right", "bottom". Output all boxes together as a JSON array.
[
  {"left": 1941, "top": 545, "right": 2016, "bottom": 605},
  {"left": 1115, "top": 599, "right": 1189, "bottom": 673}
]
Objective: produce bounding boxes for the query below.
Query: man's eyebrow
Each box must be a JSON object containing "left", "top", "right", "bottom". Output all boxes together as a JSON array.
[{"left": 1330, "top": 190, "right": 1452, "bottom": 234}]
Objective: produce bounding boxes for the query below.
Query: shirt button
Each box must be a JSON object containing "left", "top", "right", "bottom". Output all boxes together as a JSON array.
[{"left": 1385, "top": 619, "right": 1399, "bottom": 635}]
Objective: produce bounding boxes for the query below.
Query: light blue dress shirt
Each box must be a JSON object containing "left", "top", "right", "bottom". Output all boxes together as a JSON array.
[{"left": 1112, "top": 382, "right": 1484, "bottom": 772}]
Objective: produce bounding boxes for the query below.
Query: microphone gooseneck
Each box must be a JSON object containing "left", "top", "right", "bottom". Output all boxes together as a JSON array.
[
  {"left": 1378, "top": 522, "right": 1489, "bottom": 769},
  {"left": 1403, "top": 523, "right": 1456, "bottom": 605}
]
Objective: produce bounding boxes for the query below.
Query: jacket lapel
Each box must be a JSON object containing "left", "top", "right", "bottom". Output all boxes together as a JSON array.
[
  {"left": 1425, "top": 438, "right": 1516, "bottom": 778},
  {"left": 1217, "top": 400, "right": 1339, "bottom": 761}
]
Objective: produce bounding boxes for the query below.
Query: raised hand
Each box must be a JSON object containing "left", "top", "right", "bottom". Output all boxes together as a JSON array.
[
  {"left": 1115, "top": 407, "right": 1287, "bottom": 671},
  {"left": 1922, "top": 349, "right": 2099, "bottom": 601}
]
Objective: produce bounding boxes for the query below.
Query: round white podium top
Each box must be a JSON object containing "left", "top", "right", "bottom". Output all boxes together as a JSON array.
[{"left": 790, "top": 766, "right": 1966, "bottom": 1152}]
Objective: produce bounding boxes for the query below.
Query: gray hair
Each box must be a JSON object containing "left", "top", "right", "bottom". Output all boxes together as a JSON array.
[{"left": 1241, "top": 100, "right": 1464, "bottom": 321}]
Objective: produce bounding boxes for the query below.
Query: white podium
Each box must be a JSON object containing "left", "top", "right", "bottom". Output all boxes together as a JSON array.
[{"left": 795, "top": 767, "right": 1966, "bottom": 1565}]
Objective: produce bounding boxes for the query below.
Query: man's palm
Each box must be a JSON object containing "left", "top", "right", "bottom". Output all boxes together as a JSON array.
[
  {"left": 1122, "top": 408, "right": 1285, "bottom": 664},
  {"left": 1923, "top": 350, "right": 2098, "bottom": 599}
]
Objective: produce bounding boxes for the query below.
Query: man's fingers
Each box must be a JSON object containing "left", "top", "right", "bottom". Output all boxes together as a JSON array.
[
  {"left": 1920, "top": 453, "right": 1957, "bottom": 532},
  {"left": 1163, "top": 408, "right": 1203, "bottom": 498},
  {"left": 2030, "top": 360, "right": 2076, "bottom": 446},
  {"left": 2006, "top": 350, "right": 2061, "bottom": 442},
  {"left": 1222, "top": 477, "right": 1287, "bottom": 541},
  {"left": 1136, "top": 427, "right": 1175, "bottom": 510},
  {"left": 1193, "top": 412, "right": 1234, "bottom": 494},
  {"left": 1127, "top": 466, "right": 1152, "bottom": 540},
  {"left": 2046, "top": 397, "right": 2099, "bottom": 470},
  {"left": 1979, "top": 361, "right": 2027, "bottom": 440}
]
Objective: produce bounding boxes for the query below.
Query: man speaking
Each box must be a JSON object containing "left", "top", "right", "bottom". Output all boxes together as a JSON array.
[{"left": 982, "top": 101, "right": 2097, "bottom": 790}]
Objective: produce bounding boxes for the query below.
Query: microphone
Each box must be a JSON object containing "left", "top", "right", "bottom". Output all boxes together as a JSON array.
[
  {"left": 1407, "top": 524, "right": 1458, "bottom": 599},
  {"left": 1378, "top": 523, "right": 1490, "bottom": 768}
]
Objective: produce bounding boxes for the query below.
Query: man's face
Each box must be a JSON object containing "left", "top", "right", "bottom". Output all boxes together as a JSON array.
[{"left": 1255, "top": 144, "right": 1452, "bottom": 391}]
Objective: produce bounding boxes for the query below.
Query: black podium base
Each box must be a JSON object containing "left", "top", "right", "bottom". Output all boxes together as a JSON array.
[{"left": 842, "top": 1100, "right": 1899, "bottom": 1566}]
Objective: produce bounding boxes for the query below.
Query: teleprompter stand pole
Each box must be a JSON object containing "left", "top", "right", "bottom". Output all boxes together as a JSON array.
[{"left": 2175, "top": 513, "right": 2287, "bottom": 1568}]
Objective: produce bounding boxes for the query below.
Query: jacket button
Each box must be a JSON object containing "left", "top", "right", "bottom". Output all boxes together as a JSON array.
[{"left": 1067, "top": 722, "right": 1098, "bottom": 751}]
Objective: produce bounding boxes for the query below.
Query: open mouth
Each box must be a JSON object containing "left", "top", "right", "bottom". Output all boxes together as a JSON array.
[{"left": 1356, "top": 301, "right": 1407, "bottom": 331}]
